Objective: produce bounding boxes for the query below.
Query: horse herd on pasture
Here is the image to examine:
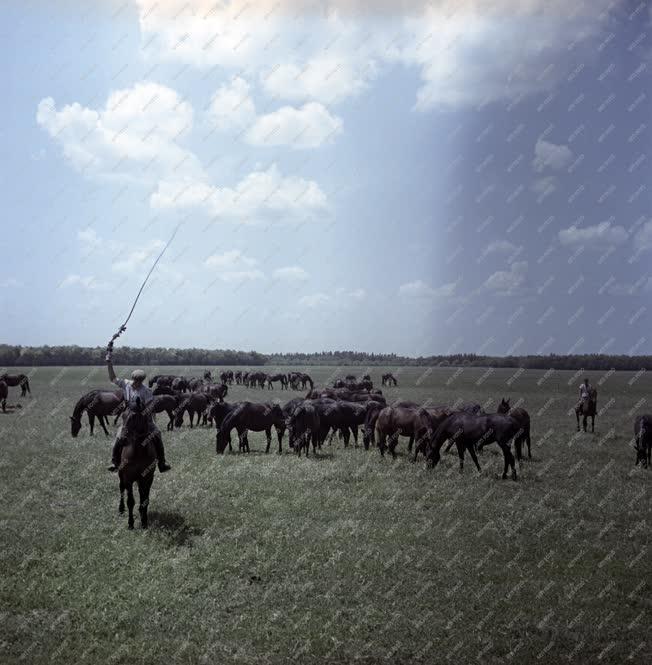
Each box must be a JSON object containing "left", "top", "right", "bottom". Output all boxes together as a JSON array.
[{"left": 1, "top": 367, "right": 650, "bottom": 530}]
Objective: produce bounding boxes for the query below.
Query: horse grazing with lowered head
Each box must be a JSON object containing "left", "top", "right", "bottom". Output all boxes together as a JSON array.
[
  {"left": 575, "top": 387, "right": 598, "bottom": 432},
  {"left": 426, "top": 412, "right": 518, "bottom": 480},
  {"left": 71, "top": 390, "right": 123, "bottom": 437},
  {"left": 117, "top": 397, "right": 158, "bottom": 529},
  {"left": 381, "top": 373, "right": 398, "bottom": 386},
  {"left": 0, "top": 373, "right": 31, "bottom": 397}
]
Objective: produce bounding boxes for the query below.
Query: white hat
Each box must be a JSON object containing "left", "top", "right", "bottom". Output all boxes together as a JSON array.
[{"left": 131, "top": 369, "right": 146, "bottom": 380}]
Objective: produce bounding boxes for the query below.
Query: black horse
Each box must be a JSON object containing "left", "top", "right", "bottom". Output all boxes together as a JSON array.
[
  {"left": 0, "top": 373, "right": 31, "bottom": 397},
  {"left": 634, "top": 414, "right": 652, "bottom": 468},
  {"left": 426, "top": 413, "right": 518, "bottom": 480},
  {"left": 496, "top": 398, "right": 532, "bottom": 461},
  {"left": 381, "top": 373, "right": 398, "bottom": 386},
  {"left": 216, "top": 402, "right": 285, "bottom": 454},
  {"left": 70, "top": 390, "right": 123, "bottom": 437},
  {"left": 575, "top": 387, "right": 598, "bottom": 432}
]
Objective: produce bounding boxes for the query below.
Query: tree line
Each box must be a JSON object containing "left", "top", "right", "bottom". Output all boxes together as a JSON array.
[{"left": 1, "top": 345, "right": 651, "bottom": 371}]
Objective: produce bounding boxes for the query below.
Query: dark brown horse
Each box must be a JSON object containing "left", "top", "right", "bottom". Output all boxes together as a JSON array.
[
  {"left": 0, "top": 380, "right": 7, "bottom": 413},
  {"left": 381, "top": 373, "right": 398, "bottom": 386},
  {"left": 288, "top": 402, "right": 320, "bottom": 456},
  {"left": 71, "top": 390, "right": 123, "bottom": 437},
  {"left": 267, "top": 373, "right": 288, "bottom": 389},
  {"left": 426, "top": 413, "right": 518, "bottom": 480},
  {"left": 497, "top": 398, "right": 531, "bottom": 460},
  {"left": 0, "top": 373, "right": 31, "bottom": 397},
  {"left": 375, "top": 405, "right": 433, "bottom": 458},
  {"left": 174, "top": 393, "right": 209, "bottom": 428},
  {"left": 575, "top": 387, "right": 597, "bottom": 432},
  {"left": 117, "top": 398, "right": 158, "bottom": 529},
  {"left": 634, "top": 414, "right": 652, "bottom": 468},
  {"left": 216, "top": 402, "right": 285, "bottom": 454}
]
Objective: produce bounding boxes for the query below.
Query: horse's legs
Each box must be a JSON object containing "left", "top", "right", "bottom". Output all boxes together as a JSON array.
[
  {"left": 514, "top": 437, "right": 522, "bottom": 462},
  {"left": 582, "top": 414, "right": 587, "bottom": 433},
  {"left": 456, "top": 441, "right": 464, "bottom": 473},
  {"left": 265, "top": 428, "right": 271, "bottom": 453},
  {"left": 352, "top": 425, "right": 359, "bottom": 447},
  {"left": 575, "top": 409, "right": 580, "bottom": 432},
  {"left": 276, "top": 426, "right": 283, "bottom": 454},
  {"left": 119, "top": 478, "right": 125, "bottom": 513},
  {"left": 468, "top": 443, "right": 482, "bottom": 473},
  {"left": 408, "top": 434, "right": 414, "bottom": 453},
  {"left": 377, "top": 430, "right": 387, "bottom": 457},
  {"left": 138, "top": 476, "right": 153, "bottom": 529},
  {"left": 498, "top": 441, "right": 517, "bottom": 480},
  {"left": 388, "top": 431, "right": 400, "bottom": 459},
  {"left": 99, "top": 415, "right": 110, "bottom": 437},
  {"left": 167, "top": 410, "right": 174, "bottom": 431},
  {"left": 189, "top": 411, "right": 194, "bottom": 429},
  {"left": 126, "top": 484, "right": 136, "bottom": 529},
  {"left": 89, "top": 413, "right": 95, "bottom": 435}
]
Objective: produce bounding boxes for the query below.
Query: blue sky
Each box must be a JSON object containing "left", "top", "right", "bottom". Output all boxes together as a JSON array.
[{"left": 1, "top": 0, "right": 651, "bottom": 356}]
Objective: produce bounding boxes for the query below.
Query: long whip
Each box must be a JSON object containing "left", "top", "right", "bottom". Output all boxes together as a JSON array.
[{"left": 105, "top": 222, "right": 182, "bottom": 356}]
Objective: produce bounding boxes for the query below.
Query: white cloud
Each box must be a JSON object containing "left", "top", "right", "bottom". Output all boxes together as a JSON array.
[
  {"left": 273, "top": 266, "right": 309, "bottom": 281},
  {"left": 78, "top": 228, "right": 102, "bottom": 252},
  {"left": 204, "top": 250, "right": 263, "bottom": 282},
  {"left": 531, "top": 176, "right": 557, "bottom": 196},
  {"left": 112, "top": 240, "right": 165, "bottom": 274},
  {"left": 246, "top": 102, "right": 342, "bottom": 149},
  {"left": 60, "top": 274, "right": 111, "bottom": 291},
  {"left": 559, "top": 222, "right": 629, "bottom": 248},
  {"left": 208, "top": 77, "right": 256, "bottom": 131},
  {"left": 0, "top": 278, "right": 23, "bottom": 288},
  {"left": 634, "top": 220, "right": 652, "bottom": 250},
  {"left": 532, "top": 138, "right": 573, "bottom": 172},
  {"left": 151, "top": 163, "right": 327, "bottom": 222},
  {"left": 399, "top": 280, "right": 456, "bottom": 300},
  {"left": 135, "top": 1, "right": 615, "bottom": 111},
  {"left": 483, "top": 261, "right": 527, "bottom": 295},
  {"left": 37, "top": 81, "right": 201, "bottom": 184},
  {"left": 299, "top": 293, "right": 331, "bottom": 308},
  {"left": 485, "top": 240, "right": 517, "bottom": 255}
]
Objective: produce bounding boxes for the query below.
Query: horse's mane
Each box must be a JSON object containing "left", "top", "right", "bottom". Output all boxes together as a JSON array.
[{"left": 72, "top": 390, "right": 99, "bottom": 419}]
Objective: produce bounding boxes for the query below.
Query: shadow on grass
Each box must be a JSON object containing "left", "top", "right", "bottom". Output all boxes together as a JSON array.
[{"left": 147, "top": 511, "right": 203, "bottom": 548}]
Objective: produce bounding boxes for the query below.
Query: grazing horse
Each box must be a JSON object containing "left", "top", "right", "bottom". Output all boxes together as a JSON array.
[
  {"left": 220, "top": 370, "right": 234, "bottom": 385},
  {"left": 0, "top": 373, "right": 31, "bottom": 397},
  {"left": 634, "top": 415, "right": 652, "bottom": 468},
  {"left": 288, "top": 402, "right": 321, "bottom": 456},
  {"left": 174, "top": 393, "right": 209, "bottom": 428},
  {"left": 206, "top": 401, "right": 238, "bottom": 430},
  {"left": 381, "top": 373, "right": 398, "bottom": 386},
  {"left": 497, "top": 398, "right": 532, "bottom": 460},
  {"left": 426, "top": 413, "right": 518, "bottom": 480},
  {"left": 204, "top": 382, "right": 228, "bottom": 402},
  {"left": 235, "top": 371, "right": 243, "bottom": 384},
  {"left": 70, "top": 390, "right": 123, "bottom": 437},
  {"left": 375, "top": 405, "right": 433, "bottom": 458},
  {"left": 0, "top": 380, "right": 7, "bottom": 412},
  {"left": 575, "top": 387, "right": 598, "bottom": 432},
  {"left": 149, "top": 394, "right": 180, "bottom": 431},
  {"left": 216, "top": 402, "right": 285, "bottom": 454},
  {"left": 203, "top": 370, "right": 212, "bottom": 381},
  {"left": 267, "top": 373, "right": 288, "bottom": 389},
  {"left": 117, "top": 398, "right": 158, "bottom": 530}
]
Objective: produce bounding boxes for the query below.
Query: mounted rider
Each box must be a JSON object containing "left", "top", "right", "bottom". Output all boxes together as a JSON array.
[
  {"left": 105, "top": 346, "right": 171, "bottom": 474},
  {"left": 578, "top": 377, "right": 591, "bottom": 413}
]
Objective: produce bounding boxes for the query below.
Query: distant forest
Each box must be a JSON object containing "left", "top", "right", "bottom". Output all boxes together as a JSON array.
[{"left": 1, "top": 345, "right": 652, "bottom": 371}]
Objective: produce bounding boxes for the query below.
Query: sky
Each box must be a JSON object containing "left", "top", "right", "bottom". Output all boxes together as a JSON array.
[{"left": 1, "top": 0, "right": 651, "bottom": 356}]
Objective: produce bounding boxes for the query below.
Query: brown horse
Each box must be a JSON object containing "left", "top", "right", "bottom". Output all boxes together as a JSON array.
[
  {"left": 216, "top": 402, "right": 285, "bottom": 454},
  {"left": 634, "top": 414, "right": 652, "bottom": 468},
  {"left": 0, "top": 373, "right": 31, "bottom": 397},
  {"left": 575, "top": 387, "right": 598, "bottom": 432},
  {"left": 117, "top": 398, "right": 157, "bottom": 529},
  {"left": 497, "top": 398, "right": 532, "bottom": 460},
  {"left": 0, "top": 380, "right": 7, "bottom": 412},
  {"left": 71, "top": 390, "right": 123, "bottom": 437}
]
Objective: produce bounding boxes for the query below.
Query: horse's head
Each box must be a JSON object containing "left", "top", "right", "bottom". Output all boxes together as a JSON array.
[
  {"left": 497, "top": 398, "right": 510, "bottom": 414},
  {"left": 70, "top": 415, "right": 82, "bottom": 437}
]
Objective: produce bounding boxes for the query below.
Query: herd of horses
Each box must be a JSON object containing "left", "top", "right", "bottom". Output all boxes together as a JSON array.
[{"left": 2, "top": 367, "right": 649, "bottom": 530}]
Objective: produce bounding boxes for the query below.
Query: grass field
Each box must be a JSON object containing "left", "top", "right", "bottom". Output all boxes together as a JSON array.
[{"left": 0, "top": 365, "right": 650, "bottom": 664}]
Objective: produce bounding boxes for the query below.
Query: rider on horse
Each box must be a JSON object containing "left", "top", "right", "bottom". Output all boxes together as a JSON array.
[{"left": 106, "top": 351, "right": 171, "bottom": 474}]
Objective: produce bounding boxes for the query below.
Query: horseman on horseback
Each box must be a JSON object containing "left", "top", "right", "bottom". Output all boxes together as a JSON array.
[{"left": 106, "top": 350, "right": 171, "bottom": 473}]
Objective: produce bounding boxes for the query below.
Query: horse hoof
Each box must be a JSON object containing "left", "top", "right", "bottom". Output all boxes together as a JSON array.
[{"left": 128, "top": 523, "right": 134, "bottom": 530}]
